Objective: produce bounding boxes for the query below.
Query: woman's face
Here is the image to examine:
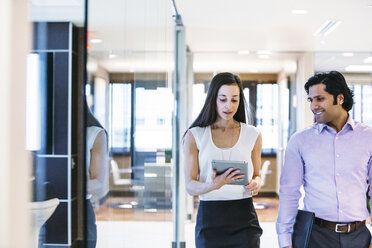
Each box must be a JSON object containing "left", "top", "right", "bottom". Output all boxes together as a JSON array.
[{"left": 216, "top": 84, "right": 240, "bottom": 121}]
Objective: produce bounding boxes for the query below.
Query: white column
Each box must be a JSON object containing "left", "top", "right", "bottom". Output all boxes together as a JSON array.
[
  {"left": 295, "top": 52, "right": 315, "bottom": 130},
  {"left": 276, "top": 70, "right": 288, "bottom": 194},
  {"left": 0, "top": 0, "right": 31, "bottom": 247},
  {"left": 185, "top": 51, "right": 194, "bottom": 222},
  {"left": 294, "top": 52, "right": 314, "bottom": 208}
]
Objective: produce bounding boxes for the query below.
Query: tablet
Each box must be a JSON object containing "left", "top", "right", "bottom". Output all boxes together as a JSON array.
[{"left": 211, "top": 160, "right": 248, "bottom": 185}]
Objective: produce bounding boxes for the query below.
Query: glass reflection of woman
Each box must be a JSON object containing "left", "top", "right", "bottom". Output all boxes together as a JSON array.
[
  {"left": 183, "top": 72, "right": 263, "bottom": 248},
  {"left": 85, "top": 100, "right": 109, "bottom": 247}
]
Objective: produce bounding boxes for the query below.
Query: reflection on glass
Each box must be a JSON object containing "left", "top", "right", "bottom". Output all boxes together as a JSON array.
[
  {"left": 26, "top": 53, "right": 42, "bottom": 151},
  {"left": 351, "top": 84, "right": 372, "bottom": 125},
  {"left": 86, "top": 0, "right": 175, "bottom": 246},
  {"left": 256, "top": 84, "right": 279, "bottom": 153},
  {"left": 135, "top": 86, "right": 173, "bottom": 149},
  {"left": 109, "top": 83, "right": 131, "bottom": 153},
  {"left": 192, "top": 84, "right": 207, "bottom": 120}
]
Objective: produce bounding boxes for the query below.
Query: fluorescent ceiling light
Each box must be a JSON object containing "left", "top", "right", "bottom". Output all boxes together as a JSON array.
[
  {"left": 237, "top": 50, "right": 250, "bottom": 55},
  {"left": 257, "top": 50, "right": 272, "bottom": 55},
  {"left": 90, "top": 38, "right": 102, "bottom": 44},
  {"left": 291, "top": 10, "right": 308, "bottom": 14},
  {"left": 342, "top": 52, "right": 354, "bottom": 57},
  {"left": 363, "top": 57, "right": 372, "bottom": 63},
  {"left": 345, "top": 65, "right": 372, "bottom": 72},
  {"left": 31, "top": 0, "right": 81, "bottom": 6},
  {"left": 313, "top": 20, "right": 341, "bottom": 36}
]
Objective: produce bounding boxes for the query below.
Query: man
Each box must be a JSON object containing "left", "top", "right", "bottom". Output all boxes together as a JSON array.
[{"left": 276, "top": 71, "right": 372, "bottom": 248}]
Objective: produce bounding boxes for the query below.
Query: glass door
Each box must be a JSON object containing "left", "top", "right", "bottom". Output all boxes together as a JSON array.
[{"left": 87, "top": 0, "right": 175, "bottom": 247}]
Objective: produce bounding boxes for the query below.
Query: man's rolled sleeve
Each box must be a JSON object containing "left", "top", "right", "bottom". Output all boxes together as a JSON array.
[{"left": 276, "top": 135, "right": 304, "bottom": 248}]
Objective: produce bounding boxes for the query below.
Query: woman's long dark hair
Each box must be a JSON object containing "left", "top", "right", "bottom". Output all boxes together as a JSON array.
[
  {"left": 85, "top": 98, "right": 108, "bottom": 151},
  {"left": 185, "top": 72, "right": 247, "bottom": 136},
  {"left": 85, "top": 98, "right": 104, "bottom": 129}
]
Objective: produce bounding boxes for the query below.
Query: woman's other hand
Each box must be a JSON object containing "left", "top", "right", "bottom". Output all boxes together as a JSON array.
[{"left": 245, "top": 176, "right": 261, "bottom": 196}]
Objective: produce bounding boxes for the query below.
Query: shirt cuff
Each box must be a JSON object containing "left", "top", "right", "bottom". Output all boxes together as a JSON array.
[{"left": 278, "top": 233, "right": 292, "bottom": 248}]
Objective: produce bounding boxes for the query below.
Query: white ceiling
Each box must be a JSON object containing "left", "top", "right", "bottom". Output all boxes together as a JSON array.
[
  {"left": 30, "top": 0, "right": 372, "bottom": 74},
  {"left": 177, "top": 0, "right": 372, "bottom": 52}
]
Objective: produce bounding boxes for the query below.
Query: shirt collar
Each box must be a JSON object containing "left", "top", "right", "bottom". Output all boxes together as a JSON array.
[
  {"left": 345, "top": 115, "right": 356, "bottom": 130},
  {"left": 316, "top": 115, "right": 355, "bottom": 133}
]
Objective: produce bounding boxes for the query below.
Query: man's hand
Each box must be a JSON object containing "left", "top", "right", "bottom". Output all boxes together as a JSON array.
[{"left": 368, "top": 244, "right": 372, "bottom": 248}]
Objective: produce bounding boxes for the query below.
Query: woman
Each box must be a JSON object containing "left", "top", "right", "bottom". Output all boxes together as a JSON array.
[
  {"left": 183, "top": 72, "right": 263, "bottom": 248},
  {"left": 85, "top": 100, "right": 109, "bottom": 247}
]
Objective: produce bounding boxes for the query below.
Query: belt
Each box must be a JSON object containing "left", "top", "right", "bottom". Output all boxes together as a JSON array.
[{"left": 314, "top": 217, "right": 365, "bottom": 233}]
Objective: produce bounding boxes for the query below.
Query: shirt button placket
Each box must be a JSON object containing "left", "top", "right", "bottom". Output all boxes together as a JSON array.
[{"left": 335, "top": 135, "right": 342, "bottom": 218}]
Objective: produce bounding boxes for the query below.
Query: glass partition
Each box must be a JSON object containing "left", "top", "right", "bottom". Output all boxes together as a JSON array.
[
  {"left": 87, "top": 0, "right": 174, "bottom": 246},
  {"left": 22, "top": 1, "right": 372, "bottom": 248},
  {"left": 28, "top": 2, "right": 85, "bottom": 247}
]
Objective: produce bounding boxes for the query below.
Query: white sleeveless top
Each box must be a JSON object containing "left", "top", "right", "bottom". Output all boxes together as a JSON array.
[
  {"left": 86, "top": 126, "right": 109, "bottom": 204},
  {"left": 190, "top": 123, "right": 260, "bottom": 201}
]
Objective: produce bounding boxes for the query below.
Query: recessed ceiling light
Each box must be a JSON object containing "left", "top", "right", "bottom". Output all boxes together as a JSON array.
[
  {"left": 237, "top": 50, "right": 250, "bottom": 55},
  {"left": 363, "top": 57, "right": 372, "bottom": 63},
  {"left": 31, "top": 0, "right": 81, "bottom": 6},
  {"left": 345, "top": 65, "right": 372, "bottom": 72},
  {"left": 342, "top": 52, "right": 354, "bottom": 57},
  {"left": 313, "top": 20, "right": 341, "bottom": 36},
  {"left": 249, "top": 69, "right": 259, "bottom": 73},
  {"left": 291, "top": 10, "right": 308, "bottom": 14},
  {"left": 90, "top": 38, "right": 102, "bottom": 44},
  {"left": 109, "top": 54, "right": 117, "bottom": 59}
]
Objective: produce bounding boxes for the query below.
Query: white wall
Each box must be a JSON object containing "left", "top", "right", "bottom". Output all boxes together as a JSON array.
[{"left": 0, "top": 0, "right": 31, "bottom": 247}]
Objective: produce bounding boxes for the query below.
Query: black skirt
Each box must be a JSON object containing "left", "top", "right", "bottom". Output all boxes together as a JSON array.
[{"left": 195, "top": 198, "right": 262, "bottom": 248}]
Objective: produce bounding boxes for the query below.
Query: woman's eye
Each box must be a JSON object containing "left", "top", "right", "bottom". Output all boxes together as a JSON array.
[{"left": 219, "top": 99, "right": 227, "bottom": 102}]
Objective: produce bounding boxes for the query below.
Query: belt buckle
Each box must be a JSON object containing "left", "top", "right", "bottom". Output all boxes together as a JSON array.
[{"left": 335, "top": 223, "right": 350, "bottom": 233}]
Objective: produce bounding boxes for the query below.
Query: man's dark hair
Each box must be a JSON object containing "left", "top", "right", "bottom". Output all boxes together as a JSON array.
[
  {"left": 304, "top": 71, "right": 354, "bottom": 111},
  {"left": 185, "top": 72, "right": 247, "bottom": 136}
]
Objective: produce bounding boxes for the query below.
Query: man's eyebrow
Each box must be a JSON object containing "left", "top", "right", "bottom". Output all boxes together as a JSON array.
[{"left": 307, "top": 94, "right": 323, "bottom": 100}]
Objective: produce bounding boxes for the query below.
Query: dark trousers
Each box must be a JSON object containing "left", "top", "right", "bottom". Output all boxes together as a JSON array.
[{"left": 308, "top": 223, "right": 371, "bottom": 248}]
